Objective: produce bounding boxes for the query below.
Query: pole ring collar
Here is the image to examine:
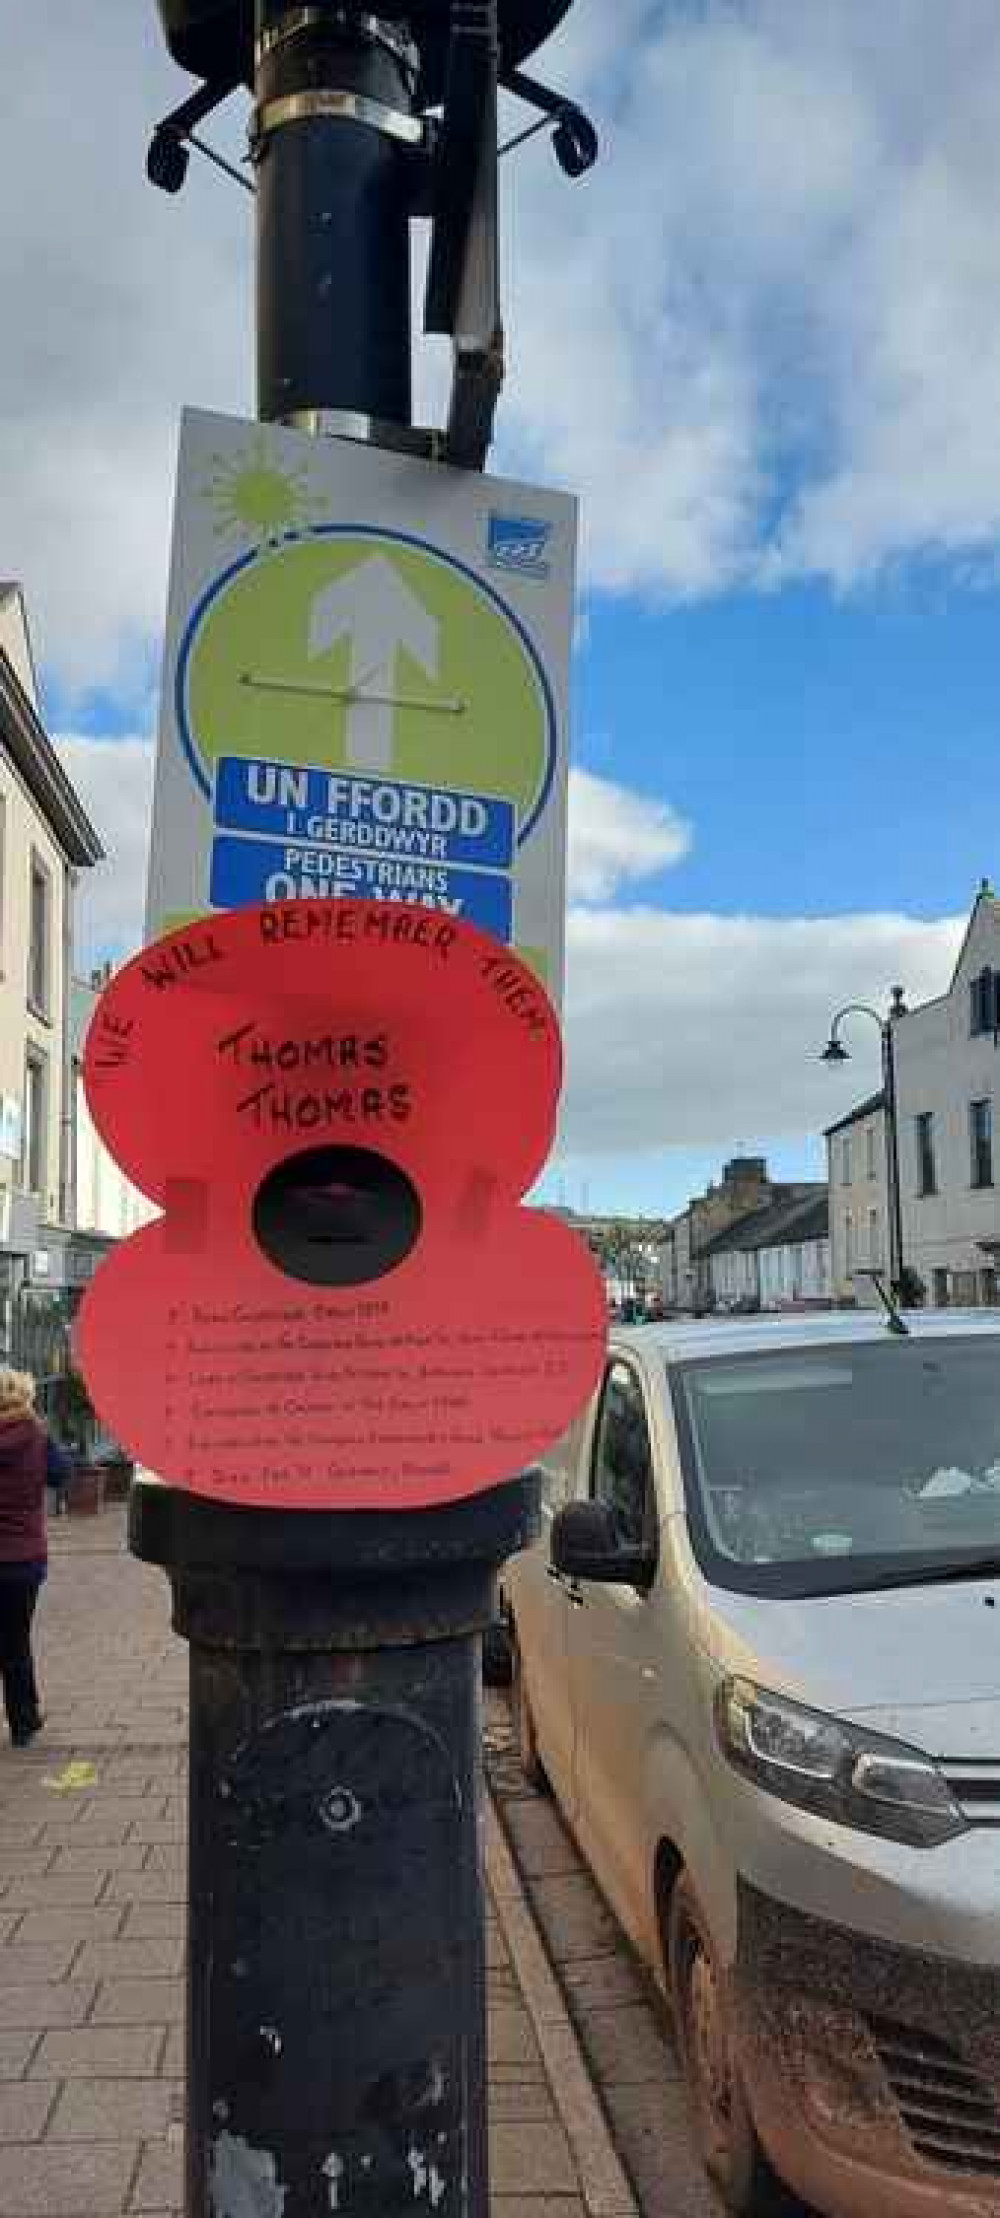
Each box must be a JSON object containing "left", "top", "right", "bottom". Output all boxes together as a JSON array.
[{"left": 252, "top": 86, "right": 425, "bottom": 146}]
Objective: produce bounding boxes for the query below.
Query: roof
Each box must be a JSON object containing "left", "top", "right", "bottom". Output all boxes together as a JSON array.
[
  {"left": 699, "top": 1184, "right": 828, "bottom": 1258},
  {"left": 612, "top": 1309, "right": 1000, "bottom": 1366},
  {"left": 823, "top": 1090, "right": 885, "bottom": 1141},
  {"left": 945, "top": 882, "right": 1000, "bottom": 998},
  {"left": 0, "top": 636, "right": 103, "bottom": 867},
  {"left": 0, "top": 584, "right": 39, "bottom": 708}
]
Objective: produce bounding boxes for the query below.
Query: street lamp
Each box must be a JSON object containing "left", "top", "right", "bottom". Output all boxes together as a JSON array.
[
  {"left": 821, "top": 992, "right": 908, "bottom": 1300},
  {"left": 154, "top": 0, "right": 577, "bottom": 99}
]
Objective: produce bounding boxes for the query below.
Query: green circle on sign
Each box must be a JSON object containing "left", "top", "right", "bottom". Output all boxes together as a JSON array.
[{"left": 182, "top": 531, "right": 552, "bottom": 835}]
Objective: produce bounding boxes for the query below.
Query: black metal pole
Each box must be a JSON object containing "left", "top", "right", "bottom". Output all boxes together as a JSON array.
[
  {"left": 252, "top": 3, "right": 420, "bottom": 430},
  {"left": 881, "top": 1019, "right": 905, "bottom": 1297},
  {"left": 131, "top": 12, "right": 543, "bottom": 2214},
  {"left": 132, "top": 1478, "right": 538, "bottom": 2218}
]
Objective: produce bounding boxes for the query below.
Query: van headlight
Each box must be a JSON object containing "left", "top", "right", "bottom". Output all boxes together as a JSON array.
[{"left": 715, "top": 1678, "right": 967, "bottom": 1849}]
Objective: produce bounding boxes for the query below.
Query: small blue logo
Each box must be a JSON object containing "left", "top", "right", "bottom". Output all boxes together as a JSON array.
[{"left": 487, "top": 512, "right": 552, "bottom": 579}]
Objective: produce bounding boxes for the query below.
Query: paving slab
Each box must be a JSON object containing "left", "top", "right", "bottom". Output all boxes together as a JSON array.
[{"left": 0, "top": 2139, "right": 138, "bottom": 2216}]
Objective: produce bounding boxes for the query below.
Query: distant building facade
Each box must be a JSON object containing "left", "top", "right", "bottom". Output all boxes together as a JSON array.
[
  {"left": 701, "top": 1187, "right": 831, "bottom": 1312},
  {"left": 893, "top": 884, "right": 1000, "bottom": 1306},
  {"left": 0, "top": 587, "right": 103, "bottom": 1359},
  {"left": 824, "top": 1092, "right": 889, "bottom": 1306},
  {"left": 658, "top": 1158, "right": 775, "bottom": 1312}
]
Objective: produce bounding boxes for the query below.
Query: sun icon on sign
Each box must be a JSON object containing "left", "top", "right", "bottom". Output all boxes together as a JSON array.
[{"left": 201, "top": 431, "right": 326, "bottom": 545}]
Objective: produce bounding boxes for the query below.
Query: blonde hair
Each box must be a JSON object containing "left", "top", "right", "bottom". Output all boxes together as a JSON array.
[{"left": 0, "top": 1367, "right": 36, "bottom": 1414}]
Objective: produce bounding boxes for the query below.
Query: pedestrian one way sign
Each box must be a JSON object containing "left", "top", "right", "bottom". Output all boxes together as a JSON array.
[{"left": 146, "top": 409, "right": 577, "bottom": 997}]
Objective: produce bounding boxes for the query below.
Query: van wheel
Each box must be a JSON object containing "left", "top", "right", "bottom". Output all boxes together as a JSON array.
[
  {"left": 668, "top": 1873, "right": 785, "bottom": 2216},
  {"left": 512, "top": 1638, "right": 547, "bottom": 1790}
]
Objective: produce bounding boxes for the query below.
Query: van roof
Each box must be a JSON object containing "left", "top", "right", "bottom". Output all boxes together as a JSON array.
[{"left": 612, "top": 1308, "right": 1000, "bottom": 1366}]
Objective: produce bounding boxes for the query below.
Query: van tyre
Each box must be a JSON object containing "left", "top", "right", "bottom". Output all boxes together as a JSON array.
[
  {"left": 512, "top": 1638, "right": 547, "bottom": 1790},
  {"left": 667, "top": 1872, "right": 786, "bottom": 2216}
]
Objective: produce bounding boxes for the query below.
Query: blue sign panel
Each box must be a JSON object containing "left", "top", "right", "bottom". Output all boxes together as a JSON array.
[
  {"left": 214, "top": 756, "right": 515, "bottom": 871},
  {"left": 210, "top": 834, "right": 514, "bottom": 940}
]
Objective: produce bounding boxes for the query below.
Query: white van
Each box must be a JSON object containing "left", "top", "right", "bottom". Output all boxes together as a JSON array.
[{"left": 503, "top": 1312, "right": 1000, "bottom": 2218}]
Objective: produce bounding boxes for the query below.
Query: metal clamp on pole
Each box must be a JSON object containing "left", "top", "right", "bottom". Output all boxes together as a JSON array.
[{"left": 251, "top": 3, "right": 428, "bottom": 429}]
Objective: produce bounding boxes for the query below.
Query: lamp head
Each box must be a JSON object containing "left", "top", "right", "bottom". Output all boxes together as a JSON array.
[
  {"left": 154, "top": 1, "right": 575, "bottom": 102},
  {"left": 821, "top": 1036, "right": 850, "bottom": 1065}
]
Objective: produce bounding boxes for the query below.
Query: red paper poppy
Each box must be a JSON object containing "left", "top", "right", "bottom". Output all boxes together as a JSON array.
[{"left": 74, "top": 900, "right": 607, "bottom": 1511}]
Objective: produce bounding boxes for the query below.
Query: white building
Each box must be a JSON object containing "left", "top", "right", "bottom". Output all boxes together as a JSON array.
[
  {"left": 893, "top": 883, "right": 1000, "bottom": 1305},
  {"left": 702, "top": 1187, "right": 831, "bottom": 1312},
  {"left": 0, "top": 587, "right": 103, "bottom": 1358},
  {"left": 824, "top": 1092, "right": 889, "bottom": 1306}
]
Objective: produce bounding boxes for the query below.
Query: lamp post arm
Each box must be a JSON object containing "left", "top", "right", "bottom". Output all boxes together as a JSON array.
[{"left": 828, "top": 1002, "right": 885, "bottom": 1041}]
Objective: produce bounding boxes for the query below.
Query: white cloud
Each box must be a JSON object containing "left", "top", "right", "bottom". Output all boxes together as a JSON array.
[
  {"left": 2, "top": 3, "right": 1000, "bottom": 697},
  {"left": 500, "top": 0, "right": 1000, "bottom": 598},
  {"left": 568, "top": 768, "right": 691, "bottom": 901},
  {"left": 559, "top": 903, "right": 963, "bottom": 1156},
  {"left": 56, "top": 730, "right": 963, "bottom": 1170},
  {"left": 56, "top": 735, "right": 154, "bottom": 965},
  {"left": 0, "top": 7, "right": 250, "bottom": 695}
]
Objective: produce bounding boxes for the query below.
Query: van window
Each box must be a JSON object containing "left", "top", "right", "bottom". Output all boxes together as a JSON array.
[
  {"left": 591, "top": 1361, "right": 653, "bottom": 1547},
  {"left": 539, "top": 1408, "right": 589, "bottom": 1513},
  {"left": 671, "top": 1336, "right": 1000, "bottom": 1597}
]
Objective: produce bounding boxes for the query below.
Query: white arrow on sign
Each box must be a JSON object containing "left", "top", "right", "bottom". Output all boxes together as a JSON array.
[{"left": 307, "top": 554, "right": 441, "bottom": 773}]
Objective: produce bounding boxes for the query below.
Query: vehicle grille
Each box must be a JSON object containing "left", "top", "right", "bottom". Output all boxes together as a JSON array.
[
  {"left": 869, "top": 2016, "right": 1000, "bottom": 2177},
  {"left": 943, "top": 1762, "right": 1000, "bottom": 1826}
]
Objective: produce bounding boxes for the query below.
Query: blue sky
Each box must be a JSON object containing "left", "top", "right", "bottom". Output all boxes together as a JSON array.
[
  {"left": 574, "top": 572, "right": 997, "bottom": 924},
  {"left": 6, "top": 1, "right": 997, "bottom": 1219}
]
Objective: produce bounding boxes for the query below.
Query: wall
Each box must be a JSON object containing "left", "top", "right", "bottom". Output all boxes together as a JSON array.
[
  {"left": 708, "top": 1247, "right": 757, "bottom": 1305},
  {"left": 0, "top": 746, "right": 69, "bottom": 1229},
  {"left": 709, "top": 1236, "right": 831, "bottom": 1310},
  {"left": 894, "top": 897, "right": 1000, "bottom": 1302},
  {"left": 826, "top": 1106, "right": 888, "bottom": 1305},
  {"left": 758, "top": 1237, "right": 831, "bottom": 1307}
]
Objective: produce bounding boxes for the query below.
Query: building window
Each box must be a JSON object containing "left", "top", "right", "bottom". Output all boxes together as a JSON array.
[
  {"left": 866, "top": 1125, "right": 876, "bottom": 1180},
  {"left": 915, "top": 1112, "right": 937, "bottom": 1198},
  {"left": 933, "top": 1268, "right": 950, "bottom": 1307},
  {"left": 27, "top": 854, "right": 51, "bottom": 1017},
  {"left": 970, "top": 1099, "right": 993, "bottom": 1189},
  {"left": 841, "top": 1137, "right": 852, "bottom": 1186},
  {"left": 970, "top": 968, "right": 996, "bottom": 1037},
  {"left": 21, "top": 1049, "right": 47, "bottom": 1194},
  {"left": 845, "top": 1213, "right": 854, "bottom": 1273},
  {"left": 869, "top": 1209, "right": 881, "bottom": 1268}
]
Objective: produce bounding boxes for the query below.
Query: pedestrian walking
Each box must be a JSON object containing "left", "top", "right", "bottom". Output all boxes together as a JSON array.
[{"left": 0, "top": 1366, "right": 71, "bottom": 1748}]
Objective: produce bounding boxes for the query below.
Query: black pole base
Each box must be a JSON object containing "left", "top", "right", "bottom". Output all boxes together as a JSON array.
[{"left": 130, "top": 1474, "right": 538, "bottom": 2218}]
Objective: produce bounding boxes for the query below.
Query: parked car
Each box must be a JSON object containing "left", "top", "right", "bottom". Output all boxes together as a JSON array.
[{"left": 504, "top": 1312, "right": 1000, "bottom": 2218}]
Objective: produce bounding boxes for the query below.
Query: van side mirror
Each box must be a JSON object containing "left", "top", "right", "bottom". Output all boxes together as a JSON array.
[{"left": 551, "top": 1500, "right": 656, "bottom": 1591}]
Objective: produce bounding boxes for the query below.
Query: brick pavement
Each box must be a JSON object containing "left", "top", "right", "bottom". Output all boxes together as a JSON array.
[{"left": 0, "top": 1508, "right": 624, "bottom": 2218}]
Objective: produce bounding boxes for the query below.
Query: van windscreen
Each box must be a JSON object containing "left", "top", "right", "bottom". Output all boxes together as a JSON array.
[{"left": 671, "top": 1336, "right": 1000, "bottom": 1597}]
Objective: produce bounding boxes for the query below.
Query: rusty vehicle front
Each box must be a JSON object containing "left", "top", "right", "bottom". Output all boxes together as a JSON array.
[{"left": 504, "top": 1312, "right": 1000, "bottom": 2218}]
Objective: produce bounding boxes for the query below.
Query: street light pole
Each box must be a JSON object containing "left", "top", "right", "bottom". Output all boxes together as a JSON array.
[
  {"left": 132, "top": 7, "right": 592, "bottom": 2214},
  {"left": 880, "top": 1009, "right": 905, "bottom": 1303},
  {"left": 821, "top": 995, "right": 907, "bottom": 1300}
]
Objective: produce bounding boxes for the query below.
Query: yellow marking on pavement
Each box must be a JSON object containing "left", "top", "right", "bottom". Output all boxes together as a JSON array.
[{"left": 42, "top": 1761, "right": 98, "bottom": 1792}]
